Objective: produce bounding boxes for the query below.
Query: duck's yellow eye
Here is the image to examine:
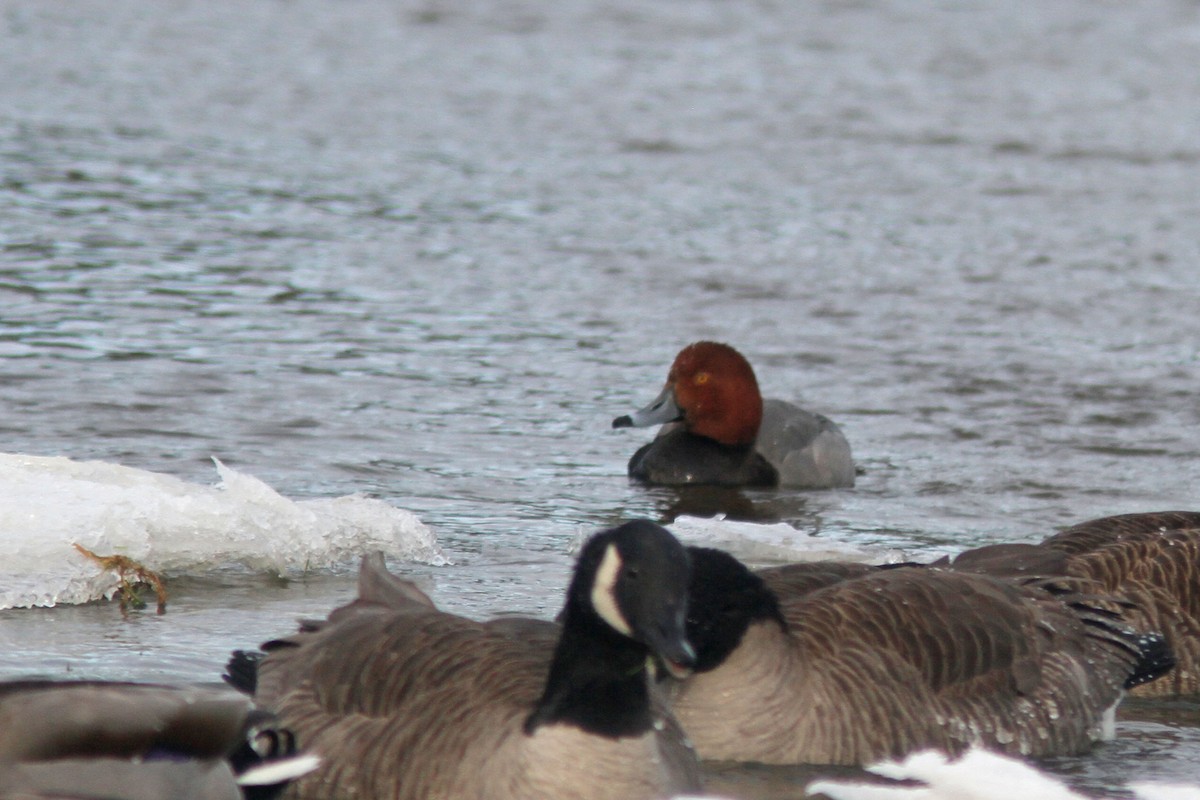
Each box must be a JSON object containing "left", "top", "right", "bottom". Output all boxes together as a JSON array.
[{"left": 694, "top": 372, "right": 710, "bottom": 385}]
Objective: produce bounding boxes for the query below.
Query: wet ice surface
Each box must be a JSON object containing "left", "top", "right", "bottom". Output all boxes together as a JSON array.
[
  {"left": 2, "top": 0, "right": 1200, "bottom": 796},
  {"left": 0, "top": 454, "right": 445, "bottom": 608},
  {"left": 1046, "top": 700, "right": 1200, "bottom": 799}
]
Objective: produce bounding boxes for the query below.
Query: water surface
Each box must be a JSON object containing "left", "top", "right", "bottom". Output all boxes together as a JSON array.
[{"left": 2, "top": 0, "right": 1200, "bottom": 795}]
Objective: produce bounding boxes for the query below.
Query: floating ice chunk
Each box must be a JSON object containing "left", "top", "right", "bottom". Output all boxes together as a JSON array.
[
  {"left": 1128, "top": 784, "right": 1200, "bottom": 800},
  {"left": 805, "top": 747, "right": 1200, "bottom": 800},
  {"left": 806, "top": 748, "right": 1087, "bottom": 799},
  {"left": 0, "top": 452, "right": 446, "bottom": 609},
  {"left": 666, "top": 514, "right": 908, "bottom": 566}
]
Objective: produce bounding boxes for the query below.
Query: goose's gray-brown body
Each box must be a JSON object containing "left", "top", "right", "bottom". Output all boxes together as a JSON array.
[
  {"left": 0, "top": 681, "right": 313, "bottom": 800},
  {"left": 247, "top": 521, "right": 701, "bottom": 800},
  {"left": 671, "top": 548, "right": 1168, "bottom": 766},
  {"left": 1035, "top": 511, "right": 1200, "bottom": 696}
]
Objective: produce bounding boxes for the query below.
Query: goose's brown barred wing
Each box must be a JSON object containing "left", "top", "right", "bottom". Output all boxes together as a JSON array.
[
  {"left": 1040, "top": 511, "right": 1200, "bottom": 696},
  {"left": 798, "top": 569, "right": 1141, "bottom": 752},
  {"left": 945, "top": 542, "right": 1071, "bottom": 578},
  {"left": 784, "top": 569, "right": 1055, "bottom": 694},
  {"left": 757, "top": 561, "right": 878, "bottom": 600},
  {"left": 1042, "top": 511, "right": 1200, "bottom": 555},
  {"left": 255, "top": 606, "right": 555, "bottom": 799}
]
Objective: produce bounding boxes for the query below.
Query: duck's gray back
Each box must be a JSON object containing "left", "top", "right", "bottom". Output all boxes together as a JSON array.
[{"left": 756, "top": 399, "right": 855, "bottom": 488}]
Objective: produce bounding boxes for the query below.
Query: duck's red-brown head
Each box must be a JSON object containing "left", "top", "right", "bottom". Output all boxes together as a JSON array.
[
  {"left": 669, "top": 342, "right": 763, "bottom": 445},
  {"left": 613, "top": 342, "right": 764, "bottom": 447}
]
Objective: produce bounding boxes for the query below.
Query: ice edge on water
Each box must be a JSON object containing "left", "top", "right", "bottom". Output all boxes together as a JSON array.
[
  {"left": 666, "top": 514, "right": 909, "bottom": 567},
  {"left": 0, "top": 452, "right": 448, "bottom": 609},
  {"left": 805, "top": 747, "right": 1200, "bottom": 800},
  {"left": 568, "top": 514, "right": 910, "bottom": 566}
]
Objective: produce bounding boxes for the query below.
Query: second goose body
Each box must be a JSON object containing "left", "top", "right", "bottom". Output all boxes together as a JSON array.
[
  {"left": 1036, "top": 510, "right": 1200, "bottom": 697},
  {"left": 671, "top": 548, "right": 1170, "bottom": 766},
  {"left": 941, "top": 511, "right": 1200, "bottom": 697}
]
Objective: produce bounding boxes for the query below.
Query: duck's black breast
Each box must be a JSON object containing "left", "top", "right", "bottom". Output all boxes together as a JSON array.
[{"left": 627, "top": 430, "right": 778, "bottom": 487}]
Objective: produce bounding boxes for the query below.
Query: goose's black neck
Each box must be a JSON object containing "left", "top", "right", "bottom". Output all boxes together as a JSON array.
[
  {"left": 524, "top": 597, "right": 654, "bottom": 738},
  {"left": 685, "top": 546, "right": 785, "bottom": 673}
]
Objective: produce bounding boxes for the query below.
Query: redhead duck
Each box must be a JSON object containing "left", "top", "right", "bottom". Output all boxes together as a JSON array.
[{"left": 612, "top": 341, "right": 855, "bottom": 488}]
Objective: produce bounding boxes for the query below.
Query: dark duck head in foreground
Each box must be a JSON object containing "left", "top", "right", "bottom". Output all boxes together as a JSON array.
[{"left": 0, "top": 680, "right": 317, "bottom": 800}]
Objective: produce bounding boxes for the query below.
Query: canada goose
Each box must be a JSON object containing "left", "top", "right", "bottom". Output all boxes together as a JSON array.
[
  {"left": 670, "top": 547, "right": 1171, "bottom": 766},
  {"left": 235, "top": 520, "right": 701, "bottom": 800},
  {"left": 1033, "top": 510, "right": 1200, "bottom": 697},
  {"left": 0, "top": 680, "right": 317, "bottom": 800}
]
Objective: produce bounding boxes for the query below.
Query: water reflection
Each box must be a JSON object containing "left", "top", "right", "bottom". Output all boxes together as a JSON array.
[{"left": 635, "top": 484, "right": 807, "bottom": 526}]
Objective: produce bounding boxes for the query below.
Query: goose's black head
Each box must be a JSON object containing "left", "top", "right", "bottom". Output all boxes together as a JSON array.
[
  {"left": 684, "top": 546, "right": 785, "bottom": 673},
  {"left": 526, "top": 520, "right": 696, "bottom": 737},
  {"left": 570, "top": 519, "right": 696, "bottom": 677}
]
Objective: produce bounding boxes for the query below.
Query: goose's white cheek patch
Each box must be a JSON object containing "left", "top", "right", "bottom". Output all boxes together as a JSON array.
[{"left": 591, "top": 544, "right": 633, "bottom": 636}]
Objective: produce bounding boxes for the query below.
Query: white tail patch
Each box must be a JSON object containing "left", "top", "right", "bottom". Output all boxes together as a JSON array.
[
  {"left": 1100, "top": 699, "right": 1118, "bottom": 741},
  {"left": 236, "top": 754, "right": 322, "bottom": 786},
  {"left": 591, "top": 544, "right": 633, "bottom": 636}
]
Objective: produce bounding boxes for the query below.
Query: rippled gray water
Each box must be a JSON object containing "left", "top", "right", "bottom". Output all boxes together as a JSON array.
[{"left": 2, "top": 0, "right": 1200, "bottom": 795}]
